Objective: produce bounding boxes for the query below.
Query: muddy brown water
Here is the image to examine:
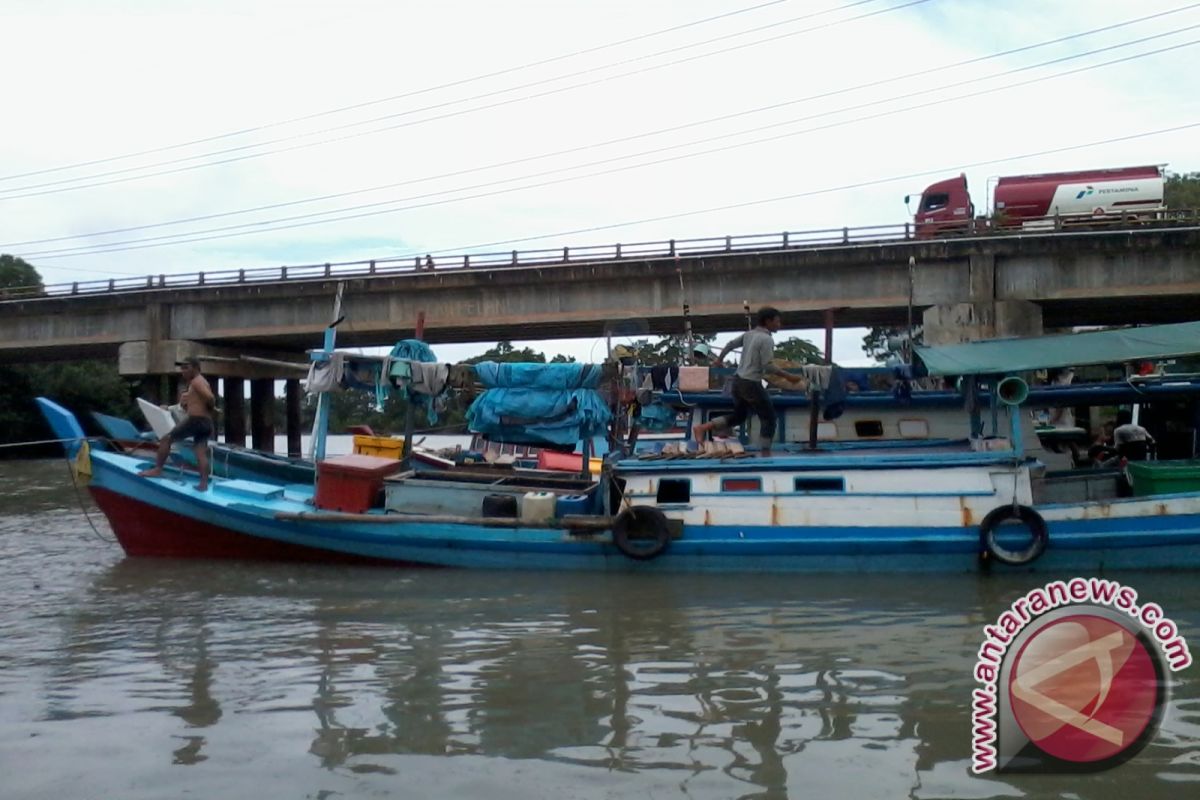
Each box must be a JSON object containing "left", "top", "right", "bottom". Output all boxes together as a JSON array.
[{"left": 1, "top": 459, "right": 1197, "bottom": 798}]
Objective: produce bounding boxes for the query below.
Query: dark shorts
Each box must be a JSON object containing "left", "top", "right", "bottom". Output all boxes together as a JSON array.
[
  {"left": 169, "top": 416, "right": 214, "bottom": 444},
  {"left": 717, "top": 377, "right": 777, "bottom": 439}
]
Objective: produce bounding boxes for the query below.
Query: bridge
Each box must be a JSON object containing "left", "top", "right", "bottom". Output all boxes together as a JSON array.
[{"left": 3, "top": 220, "right": 1198, "bottom": 375}]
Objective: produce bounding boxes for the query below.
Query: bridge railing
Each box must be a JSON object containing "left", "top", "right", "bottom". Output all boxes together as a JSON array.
[{"left": 3, "top": 211, "right": 1197, "bottom": 302}]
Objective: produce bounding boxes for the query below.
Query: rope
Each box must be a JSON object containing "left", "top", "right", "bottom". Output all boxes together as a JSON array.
[
  {"left": 0, "top": 436, "right": 97, "bottom": 450},
  {"left": 61, "top": 451, "right": 116, "bottom": 545}
]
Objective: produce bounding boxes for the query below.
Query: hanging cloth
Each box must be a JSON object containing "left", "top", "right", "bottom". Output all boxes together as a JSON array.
[
  {"left": 305, "top": 352, "right": 346, "bottom": 394},
  {"left": 388, "top": 339, "right": 441, "bottom": 424}
]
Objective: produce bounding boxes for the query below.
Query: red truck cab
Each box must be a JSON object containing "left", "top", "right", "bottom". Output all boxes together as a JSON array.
[{"left": 907, "top": 174, "right": 974, "bottom": 237}]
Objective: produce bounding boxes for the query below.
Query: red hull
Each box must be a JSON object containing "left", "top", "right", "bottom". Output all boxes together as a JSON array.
[{"left": 90, "top": 486, "right": 418, "bottom": 565}]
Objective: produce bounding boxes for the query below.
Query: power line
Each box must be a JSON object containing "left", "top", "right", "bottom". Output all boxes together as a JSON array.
[
  {"left": 0, "top": 0, "right": 925, "bottom": 199},
  {"left": 382, "top": 121, "right": 1200, "bottom": 260},
  {"left": 16, "top": 34, "right": 1198, "bottom": 259},
  {"left": 28, "top": 121, "right": 1200, "bottom": 276},
  {"left": 22, "top": 38, "right": 1199, "bottom": 258},
  {"left": 0, "top": 0, "right": 797, "bottom": 184},
  {"left": 6, "top": 5, "right": 1192, "bottom": 249}
]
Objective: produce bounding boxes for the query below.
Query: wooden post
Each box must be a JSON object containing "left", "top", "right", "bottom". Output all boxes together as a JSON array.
[
  {"left": 808, "top": 308, "right": 835, "bottom": 450},
  {"left": 824, "top": 309, "right": 834, "bottom": 365},
  {"left": 224, "top": 378, "right": 246, "bottom": 446},
  {"left": 250, "top": 379, "right": 275, "bottom": 453},
  {"left": 401, "top": 311, "right": 427, "bottom": 469},
  {"left": 580, "top": 435, "right": 592, "bottom": 480},
  {"left": 285, "top": 379, "right": 302, "bottom": 458}
]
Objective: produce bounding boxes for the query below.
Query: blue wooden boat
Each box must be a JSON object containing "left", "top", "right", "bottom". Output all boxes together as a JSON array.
[{"left": 36, "top": 321, "right": 1200, "bottom": 572}]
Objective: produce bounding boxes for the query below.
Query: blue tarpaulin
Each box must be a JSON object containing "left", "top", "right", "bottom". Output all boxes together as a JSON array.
[
  {"left": 473, "top": 362, "right": 602, "bottom": 390},
  {"left": 467, "top": 363, "right": 610, "bottom": 446}
]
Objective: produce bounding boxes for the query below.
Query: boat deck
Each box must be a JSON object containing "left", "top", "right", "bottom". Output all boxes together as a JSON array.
[{"left": 619, "top": 438, "right": 1021, "bottom": 472}]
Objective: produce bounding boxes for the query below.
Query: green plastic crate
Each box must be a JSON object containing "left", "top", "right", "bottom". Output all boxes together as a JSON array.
[{"left": 1128, "top": 460, "right": 1200, "bottom": 497}]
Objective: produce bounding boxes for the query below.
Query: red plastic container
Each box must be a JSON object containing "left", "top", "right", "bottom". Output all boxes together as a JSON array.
[{"left": 315, "top": 454, "right": 403, "bottom": 513}]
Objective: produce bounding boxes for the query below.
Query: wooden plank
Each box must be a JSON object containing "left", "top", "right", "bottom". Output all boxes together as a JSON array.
[{"left": 274, "top": 511, "right": 614, "bottom": 530}]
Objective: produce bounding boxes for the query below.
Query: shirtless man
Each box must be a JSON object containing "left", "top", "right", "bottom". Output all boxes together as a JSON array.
[{"left": 138, "top": 356, "right": 215, "bottom": 490}]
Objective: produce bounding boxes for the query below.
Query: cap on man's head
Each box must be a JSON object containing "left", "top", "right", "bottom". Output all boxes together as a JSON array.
[{"left": 175, "top": 356, "right": 202, "bottom": 370}]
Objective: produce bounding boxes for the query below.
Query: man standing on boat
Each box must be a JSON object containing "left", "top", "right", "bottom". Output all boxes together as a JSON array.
[
  {"left": 692, "top": 307, "right": 804, "bottom": 457},
  {"left": 1113, "top": 409, "right": 1156, "bottom": 461},
  {"left": 138, "top": 356, "right": 216, "bottom": 490}
]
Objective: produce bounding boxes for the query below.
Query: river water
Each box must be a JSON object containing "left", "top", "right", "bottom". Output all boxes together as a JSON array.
[{"left": 1, "top": 459, "right": 1198, "bottom": 799}]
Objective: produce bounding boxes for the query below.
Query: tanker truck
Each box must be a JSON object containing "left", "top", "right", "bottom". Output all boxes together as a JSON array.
[{"left": 906, "top": 165, "right": 1165, "bottom": 237}]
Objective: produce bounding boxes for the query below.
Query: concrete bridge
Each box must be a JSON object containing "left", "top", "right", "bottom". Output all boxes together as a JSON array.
[{"left": 3, "top": 223, "right": 1198, "bottom": 375}]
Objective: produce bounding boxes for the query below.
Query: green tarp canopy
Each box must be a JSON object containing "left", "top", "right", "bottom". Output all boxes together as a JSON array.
[{"left": 914, "top": 321, "right": 1200, "bottom": 377}]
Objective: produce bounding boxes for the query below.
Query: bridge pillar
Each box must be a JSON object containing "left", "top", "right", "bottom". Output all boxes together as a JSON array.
[
  {"left": 922, "top": 252, "right": 1042, "bottom": 345},
  {"left": 922, "top": 300, "right": 1043, "bottom": 346},
  {"left": 250, "top": 379, "right": 275, "bottom": 453},
  {"left": 285, "top": 379, "right": 303, "bottom": 458},
  {"left": 224, "top": 378, "right": 246, "bottom": 447}
]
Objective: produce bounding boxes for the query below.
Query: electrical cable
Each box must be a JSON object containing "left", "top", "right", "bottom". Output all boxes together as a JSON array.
[
  {"left": 405, "top": 121, "right": 1200, "bottom": 258},
  {"left": 17, "top": 39, "right": 1198, "bottom": 260},
  {"left": 0, "top": 0, "right": 798, "bottom": 183},
  {"left": 6, "top": 3, "right": 1193, "bottom": 249},
  {"left": 0, "top": 0, "right": 924, "bottom": 199},
  {"left": 25, "top": 119, "right": 1200, "bottom": 275}
]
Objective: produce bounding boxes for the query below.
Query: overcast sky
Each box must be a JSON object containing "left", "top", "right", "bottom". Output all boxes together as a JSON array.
[{"left": 2, "top": 0, "right": 1197, "bottom": 364}]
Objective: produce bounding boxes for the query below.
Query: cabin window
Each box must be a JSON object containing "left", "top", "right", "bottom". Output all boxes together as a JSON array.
[
  {"left": 794, "top": 477, "right": 845, "bottom": 492},
  {"left": 656, "top": 479, "right": 691, "bottom": 503},
  {"left": 817, "top": 422, "right": 838, "bottom": 440},
  {"left": 721, "top": 477, "right": 762, "bottom": 493},
  {"left": 854, "top": 420, "right": 885, "bottom": 438},
  {"left": 898, "top": 419, "right": 930, "bottom": 438},
  {"left": 921, "top": 192, "right": 950, "bottom": 212}
]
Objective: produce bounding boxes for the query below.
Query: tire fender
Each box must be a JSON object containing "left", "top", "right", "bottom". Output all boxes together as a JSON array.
[
  {"left": 979, "top": 505, "right": 1048, "bottom": 566},
  {"left": 612, "top": 506, "right": 671, "bottom": 561}
]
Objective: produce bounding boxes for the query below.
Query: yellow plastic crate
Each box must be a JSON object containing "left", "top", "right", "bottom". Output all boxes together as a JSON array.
[{"left": 352, "top": 434, "right": 404, "bottom": 458}]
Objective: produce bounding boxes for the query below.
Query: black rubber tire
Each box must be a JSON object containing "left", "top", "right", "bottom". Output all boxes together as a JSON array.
[
  {"left": 612, "top": 506, "right": 671, "bottom": 561},
  {"left": 979, "top": 505, "right": 1049, "bottom": 566}
]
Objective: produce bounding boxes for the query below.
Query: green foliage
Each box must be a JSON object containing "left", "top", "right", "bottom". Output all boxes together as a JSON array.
[
  {"left": 0, "top": 360, "right": 138, "bottom": 447},
  {"left": 0, "top": 259, "right": 137, "bottom": 450},
  {"left": 623, "top": 333, "right": 716, "bottom": 365},
  {"left": 0, "top": 254, "right": 42, "bottom": 291},
  {"left": 1165, "top": 171, "right": 1200, "bottom": 210},
  {"left": 774, "top": 336, "right": 823, "bottom": 364},
  {"left": 464, "top": 341, "right": 547, "bottom": 365},
  {"left": 862, "top": 327, "right": 897, "bottom": 363},
  {"left": 0, "top": 367, "right": 37, "bottom": 445},
  {"left": 862, "top": 327, "right": 922, "bottom": 363},
  {"left": 280, "top": 387, "right": 473, "bottom": 436}
]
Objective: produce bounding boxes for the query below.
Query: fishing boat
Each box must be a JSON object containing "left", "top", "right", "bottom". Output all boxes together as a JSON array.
[{"left": 36, "top": 321, "right": 1200, "bottom": 572}]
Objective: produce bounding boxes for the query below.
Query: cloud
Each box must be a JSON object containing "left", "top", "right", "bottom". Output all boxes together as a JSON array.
[{"left": 2, "top": 0, "right": 1196, "bottom": 357}]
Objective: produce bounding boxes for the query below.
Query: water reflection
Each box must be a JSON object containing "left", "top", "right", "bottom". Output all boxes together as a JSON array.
[
  {"left": 49, "top": 565, "right": 1041, "bottom": 798},
  {"left": 2, "top": 459, "right": 1198, "bottom": 798}
]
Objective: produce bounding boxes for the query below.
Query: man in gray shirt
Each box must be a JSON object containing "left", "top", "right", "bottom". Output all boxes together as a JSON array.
[
  {"left": 1113, "top": 409, "right": 1155, "bottom": 461},
  {"left": 691, "top": 307, "right": 805, "bottom": 457}
]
